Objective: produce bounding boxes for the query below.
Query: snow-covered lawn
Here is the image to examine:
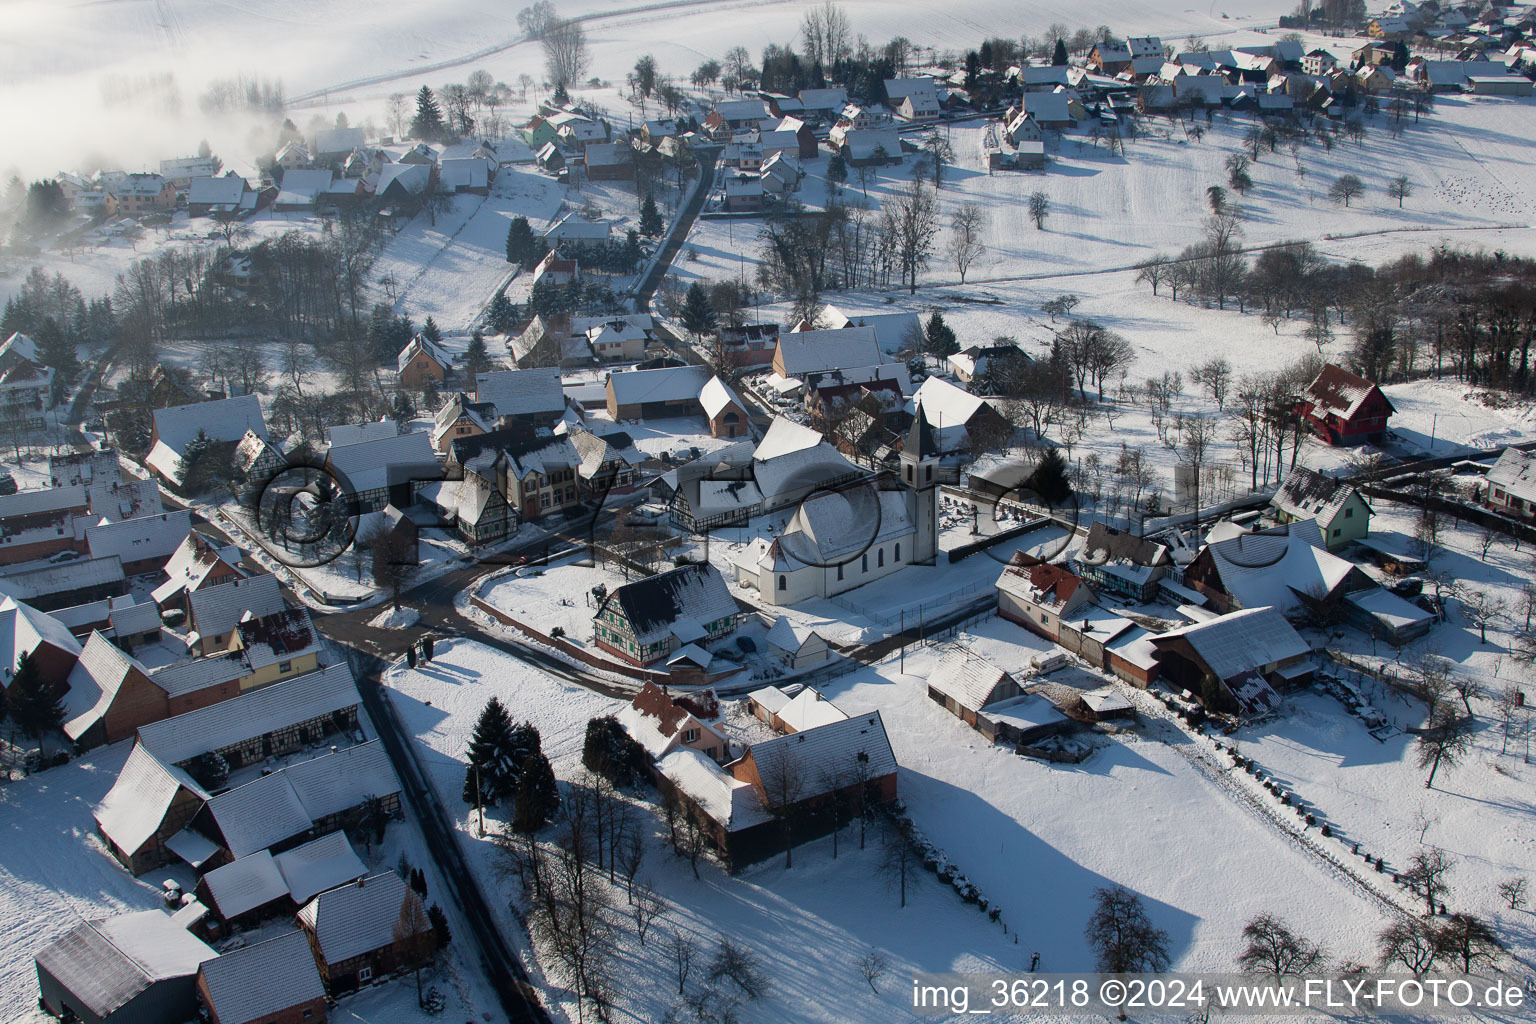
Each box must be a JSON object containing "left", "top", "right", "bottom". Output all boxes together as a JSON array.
[{"left": 481, "top": 558, "right": 628, "bottom": 647}]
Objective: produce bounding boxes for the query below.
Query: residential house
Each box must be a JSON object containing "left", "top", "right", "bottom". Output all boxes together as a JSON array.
[
  {"left": 85, "top": 510, "right": 193, "bottom": 576},
  {"left": 111, "top": 173, "right": 176, "bottom": 214},
  {"left": 772, "top": 326, "right": 884, "bottom": 378},
  {"left": 509, "top": 314, "right": 595, "bottom": 368},
  {"left": 1302, "top": 48, "right": 1339, "bottom": 74},
  {"left": 0, "top": 596, "right": 83, "bottom": 694},
  {"left": 324, "top": 420, "right": 398, "bottom": 448},
  {"left": 542, "top": 213, "right": 610, "bottom": 250},
  {"left": 430, "top": 391, "right": 496, "bottom": 454},
  {"left": 1183, "top": 519, "right": 1369, "bottom": 617},
  {"left": 272, "top": 169, "right": 335, "bottom": 211},
  {"left": 135, "top": 663, "right": 362, "bottom": 781},
  {"left": 723, "top": 173, "right": 765, "bottom": 212},
  {"left": 718, "top": 323, "right": 780, "bottom": 367},
  {"left": 296, "top": 872, "right": 433, "bottom": 994},
  {"left": 771, "top": 116, "right": 819, "bottom": 158},
  {"left": 185, "top": 573, "right": 285, "bottom": 654},
  {"left": 885, "top": 77, "right": 942, "bottom": 120},
  {"left": 0, "top": 331, "right": 56, "bottom": 426},
  {"left": 593, "top": 561, "right": 741, "bottom": 666},
  {"left": 707, "top": 98, "right": 772, "bottom": 135},
  {"left": 996, "top": 556, "right": 1096, "bottom": 640},
  {"left": 760, "top": 152, "right": 804, "bottom": 194},
  {"left": 1019, "top": 91, "right": 1084, "bottom": 129},
  {"left": 1150, "top": 606, "right": 1311, "bottom": 714},
  {"left": 145, "top": 394, "right": 270, "bottom": 491},
  {"left": 197, "top": 741, "right": 399, "bottom": 861},
  {"left": 396, "top": 333, "right": 452, "bottom": 390},
  {"left": 376, "top": 162, "right": 433, "bottom": 203},
  {"left": 585, "top": 318, "right": 648, "bottom": 362},
  {"left": 840, "top": 127, "right": 904, "bottom": 166},
  {"left": 948, "top": 342, "right": 1029, "bottom": 383},
  {"left": 0, "top": 557, "right": 127, "bottom": 613},
  {"left": 568, "top": 426, "right": 642, "bottom": 498},
  {"left": 909, "top": 376, "right": 1011, "bottom": 454},
  {"left": 197, "top": 930, "right": 328, "bottom": 1024},
  {"left": 619, "top": 680, "right": 729, "bottom": 763},
  {"left": 274, "top": 142, "right": 311, "bottom": 170},
  {"left": 700, "top": 376, "right": 750, "bottom": 439},
  {"left": 1486, "top": 446, "right": 1536, "bottom": 517},
  {"left": 438, "top": 157, "right": 491, "bottom": 194},
  {"left": 531, "top": 249, "right": 579, "bottom": 290},
  {"left": 475, "top": 367, "right": 567, "bottom": 426},
  {"left": 795, "top": 87, "right": 848, "bottom": 118},
  {"left": 483, "top": 428, "right": 583, "bottom": 521},
  {"left": 35, "top": 910, "right": 216, "bottom": 1024},
  {"left": 927, "top": 647, "right": 1022, "bottom": 726},
  {"left": 763, "top": 616, "right": 831, "bottom": 668},
  {"left": 324, "top": 430, "right": 438, "bottom": 512},
  {"left": 1075, "top": 522, "right": 1171, "bottom": 602},
  {"left": 416, "top": 472, "right": 515, "bottom": 545},
  {"left": 1296, "top": 363, "right": 1394, "bottom": 446},
  {"left": 160, "top": 156, "right": 222, "bottom": 188},
  {"left": 187, "top": 173, "right": 253, "bottom": 217},
  {"left": 1270, "top": 467, "right": 1371, "bottom": 549}
]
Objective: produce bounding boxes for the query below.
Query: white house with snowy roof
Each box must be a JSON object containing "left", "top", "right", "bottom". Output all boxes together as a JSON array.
[
  {"left": 733, "top": 410, "right": 940, "bottom": 606},
  {"left": 146, "top": 395, "right": 269, "bottom": 489}
]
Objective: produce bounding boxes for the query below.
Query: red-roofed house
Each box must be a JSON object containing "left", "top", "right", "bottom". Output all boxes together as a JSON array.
[
  {"left": 995, "top": 555, "right": 1095, "bottom": 641},
  {"left": 1296, "top": 364, "right": 1394, "bottom": 446}
]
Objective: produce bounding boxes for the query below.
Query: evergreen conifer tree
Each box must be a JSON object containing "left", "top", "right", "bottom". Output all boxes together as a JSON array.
[
  {"left": 10, "top": 652, "right": 63, "bottom": 740},
  {"left": 421, "top": 316, "right": 442, "bottom": 344},
  {"left": 411, "top": 86, "right": 447, "bottom": 142},
  {"left": 464, "top": 329, "right": 492, "bottom": 377},
  {"left": 680, "top": 282, "right": 717, "bottom": 339},
  {"left": 462, "top": 697, "right": 517, "bottom": 805},
  {"left": 639, "top": 194, "right": 664, "bottom": 236},
  {"left": 924, "top": 311, "right": 958, "bottom": 357},
  {"left": 512, "top": 749, "right": 560, "bottom": 833}
]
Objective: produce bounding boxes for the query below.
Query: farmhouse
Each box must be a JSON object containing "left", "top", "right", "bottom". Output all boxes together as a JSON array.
[
  {"left": 996, "top": 556, "right": 1095, "bottom": 640},
  {"left": 85, "top": 510, "right": 192, "bottom": 576},
  {"left": 1183, "top": 519, "right": 1368, "bottom": 617},
  {"left": 94, "top": 742, "right": 213, "bottom": 875},
  {"left": 1486, "top": 446, "right": 1536, "bottom": 517},
  {"left": 1270, "top": 467, "right": 1371, "bottom": 549},
  {"left": 396, "top": 333, "right": 452, "bottom": 390},
  {"left": 197, "top": 930, "right": 328, "bottom": 1024},
  {"left": 146, "top": 395, "right": 270, "bottom": 490},
  {"left": 324, "top": 429, "right": 438, "bottom": 512},
  {"left": 1296, "top": 364, "right": 1394, "bottom": 446},
  {"left": 0, "top": 596, "right": 83, "bottom": 691},
  {"left": 619, "top": 680, "right": 729, "bottom": 763},
  {"left": 1075, "top": 522, "right": 1171, "bottom": 602},
  {"left": 594, "top": 562, "right": 742, "bottom": 666},
  {"left": 296, "top": 871, "right": 433, "bottom": 995},
  {"left": 1150, "top": 606, "right": 1311, "bottom": 714},
  {"left": 474, "top": 367, "right": 567, "bottom": 426}
]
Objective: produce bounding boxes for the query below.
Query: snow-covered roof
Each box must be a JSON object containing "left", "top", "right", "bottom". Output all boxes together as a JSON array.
[
  {"left": 0, "top": 597, "right": 82, "bottom": 686},
  {"left": 186, "top": 572, "right": 284, "bottom": 641},
  {"left": 187, "top": 173, "right": 249, "bottom": 206},
  {"left": 699, "top": 375, "right": 745, "bottom": 419},
  {"left": 152, "top": 395, "right": 269, "bottom": 456},
  {"left": 207, "top": 740, "right": 395, "bottom": 858},
  {"left": 198, "top": 930, "right": 326, "bottom": 1024},
  {"left": 778, "top": 487, "right": 912, "bottom": 567},
  {"left": 996, "top": 556, "right": 1086, "bottom": 611},
  {"left": 63, "top": 631, "right": 154, "bottom": 741},
  {"left": 0, "top": 483, "right": 87, "bottom": 522},
  {"left": 1201, "top": 520, "right": 1357, "bottom": 614},
  {"left": 202, "top": 850, "right": 289, "bottom": 919},
  {"left": 94, "top": 742, "right": 209, "bottom": 856},
  {"left": 748, "top": 684, "right": 793, "bottom": 715},
  {"left": 600, "top": 562, "right": 739, "bottom": 647},
  {"left": 842, "top": 127, "right": 903, "bottom": 161},
  {"left": 607, "top": 364, "right": 711, "bottom": 406},
  {"left": 658, "top": 747, "right": 770, "bottom": 831},
  {"left": 87, "top": 477, "right": 164, "bottom": 522},
  {"left": 274, "top": 830, "right": 367, "bottom": 904},
  {"left": 326, "top": 430, "right": 437, "bottom": 495},
  {"left": 376, "top": 162, "right": 431, "bottom": 196},
  {"left": 137, "top": 662, "right": 359, "bottom": 766},
  {"left": 543, "top": 214, "right": 610, "bottom": 241},
  {"left": 929, "top": 648, "right": 1016, "bottom": 711},
  {"left": 1106, "top": 625, "right": 1160, "bottom": 671},
  {"left": 297, "top": 871, "right": 423, "bottom": 964},
  {"left": 1345, "top": 588, "right": 1434, "bottom": 634},
  {"left": 85, "top": 510, "right": 191, "bottom": 567},
  {"left": 764, "top": 616, "right": 826, "bottom": 654},
  {"left": 753, "top": 417, "right": 823, "bottom": 461},
  {"left": 1080, "top": 687, "right": 1133, "bottom": 715},
  {"left": 324, "top": 420, "right": 397, "bottom": 448},
  {"left": 0, "top": 557, "right": 125, "bottom": 606},
  {"left": 397, "top": 332, "right": 452, "bottom": 374},
  {"left": 1152, "top": 606, "right": 1309, "bottom": 681},
  {"left": 911, "top": 376, "right": 989, "bottom": 432},
  {"left": 35, "top": 911, "right": 215, "bottom": 1017},
  {"left": 980, "top": 693, "right": 1066, "bottom": 732},
  {"left": 777, "top": 686, "right": 848, "bottom": 731},
  {"left": 1302, "top": 364, "right": 1392, "bottom": 421},
  {"left": 775, "top": 326, "right": 883, "bottom": 377},
  {"left": 1271, "top": 466, "right": 1365, "bottom": 527},
  {"left": 475, "top": 367, "right": 566, "bottom": 420},
  {"left": 748, "top": 711, "right": 898, "bottom": 790},
  {"left": 1079, "top": 522, "right": 1168, "bottom": 568},
  {"left": 1487, "top": 447, "right": 1536, "bottom": 502},
  {"left": 665, "top": 643, "right": 714, "bottom": 669}
]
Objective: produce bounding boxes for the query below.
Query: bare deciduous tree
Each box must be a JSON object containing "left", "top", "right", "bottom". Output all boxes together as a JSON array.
[
  {"left": 1086, "top": 886, "right": 1171, "bottom": 975},
  {"left": 949, "top": 203, "right": 985, "bottom": 284},
  {"left": 543, "top": 18, "right": 591, "bottom": 91},
  {"left": 1401, "top": 847, "right": 1454, "bottom": 914},
  {"left": 1417, "top": 711, "right": 1473, "bottom": 790},
  {"left": 662, "top": 926, "right": 695, "bottom": 995},
  {"left": 1496, "top": 876, "right": 1528, "bottom": 910},
  {"left": 1379, "top": 918, "right": 1439, "bottom": 976},
  {"left": 1237, "top": 913, "right": 1328, "bottom": 978},
  {"left": 856, "top": 949, "right": 889, "bottom": 993}
]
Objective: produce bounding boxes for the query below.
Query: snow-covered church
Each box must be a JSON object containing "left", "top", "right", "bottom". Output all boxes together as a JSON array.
[{"left": 733, "top": 410, "right": 941, "bottom": 607}]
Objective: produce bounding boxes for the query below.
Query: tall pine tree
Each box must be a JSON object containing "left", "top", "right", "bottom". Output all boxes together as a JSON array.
[
  {"left": 462, "top": 696, "right": 517, "bottom": 805},
  {"left": 411, "top": 86, "right": 447, "bottom": 143},
  {"left": 463, "top": 329, "right": 493, "bottom": 377},
  {"left": 10, "top": 652, "right": 63, "bottom": 741},
  {"left": 680, "top": 282, "right": 717, "bottom": 339},
  {"left": 505, "top": 216, "right": 536, "bottom": 266},
  {"left": 924, "top": 311, "right": 958, "bottom": 357},
  {"left": 421, "top": 316, "right": 442, "bottom": 344},
  {"left": 512, "top": 750, "right": 559, "bottom": 833},
  {"left": 638, "top": 195, "right": 664, "bottom": 237},
  {"left": 36, "top": 317, "right": 78, "bottom": 408},
  {"left": 1052, "top": 38, "right": 1068, "bottom": 65},
  {"left": 486, "top": 292, "right": 517, "bottom": 334}
]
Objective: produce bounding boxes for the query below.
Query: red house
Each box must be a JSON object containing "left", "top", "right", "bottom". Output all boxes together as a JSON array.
[{"left": 1296, "top": 364, "right": 1394, "bottom": 446}]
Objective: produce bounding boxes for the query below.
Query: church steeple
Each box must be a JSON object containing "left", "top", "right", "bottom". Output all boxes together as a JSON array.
[{"left": 899, "top": 406, "right": 940, "bottom": 564}]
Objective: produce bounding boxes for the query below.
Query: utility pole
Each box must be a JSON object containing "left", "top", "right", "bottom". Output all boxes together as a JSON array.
[
  {"left": 900, "top": 609, "right": 905, "bottom": 672},
  {"left": 475, "top": 764, "right": 485, "bottom": 837}
]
